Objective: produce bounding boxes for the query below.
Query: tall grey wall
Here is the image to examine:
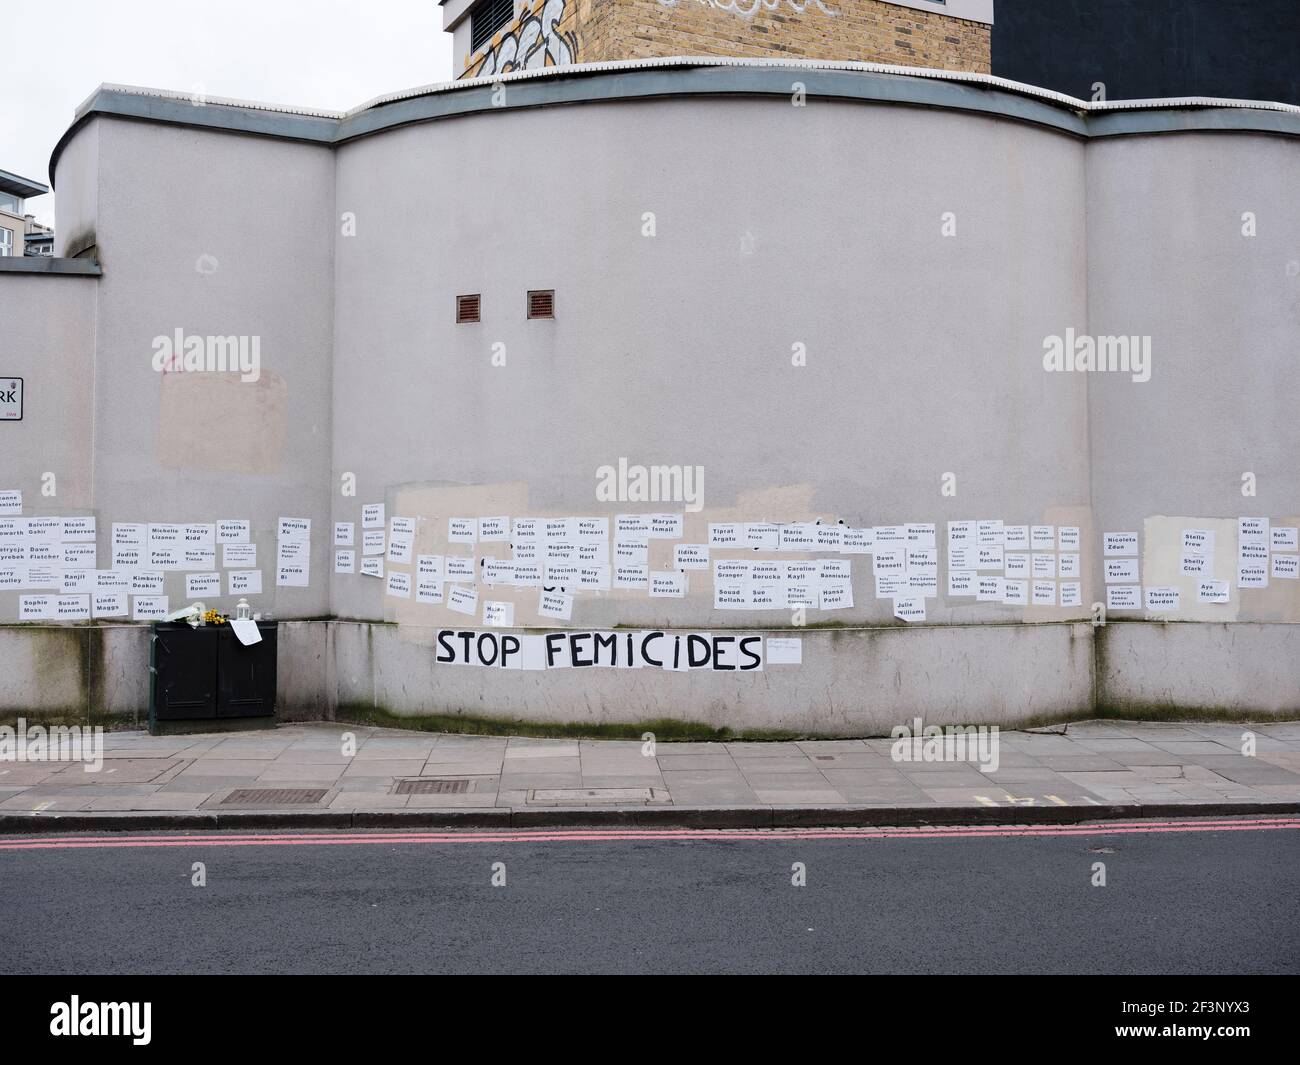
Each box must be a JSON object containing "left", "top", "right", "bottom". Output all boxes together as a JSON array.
[
  {"left": 331, "top": 97, "right": 1091, "bottom": 627},
  {"left": 0, "top": 272, "right": 97, "bottom": 628},
  {"left": 3, "top": 69, "right": 1297, "bottom": 727},
  {"left": 54, "top": 118, "right": 337, "bottom": 618}
]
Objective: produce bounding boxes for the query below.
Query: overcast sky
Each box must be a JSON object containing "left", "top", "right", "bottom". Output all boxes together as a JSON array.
[{"left": 2, "top": 0, "right": 452, "bottom": 225}]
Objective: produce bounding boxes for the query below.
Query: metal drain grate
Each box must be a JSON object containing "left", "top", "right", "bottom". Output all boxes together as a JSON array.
[
  {"left": 395, "top": 778, "right": 472, "bottom": 795},
  {"left": 220, "top": 788, "right": 328, "bottom": 806}
]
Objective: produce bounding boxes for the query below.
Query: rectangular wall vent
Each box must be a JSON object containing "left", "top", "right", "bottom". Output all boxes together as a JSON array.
[
  {"left": 527, "top": 289, "right": 555, "bottom": 319},
  {"left": 457, "top": 293, "right": 481, "bottom": 323}
]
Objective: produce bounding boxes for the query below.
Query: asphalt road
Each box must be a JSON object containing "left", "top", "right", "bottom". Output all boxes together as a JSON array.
[{"left": 2, "top": 818, "right": 1297, "bottom": 974}]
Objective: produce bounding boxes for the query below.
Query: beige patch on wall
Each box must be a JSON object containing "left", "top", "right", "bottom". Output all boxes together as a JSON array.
[
  {"left": 384, "top": 481, "right": 818, "bottom": 637},
  {"left": 389, "top": 482, "right": 531, "bottom": 644},
  {"left": 1141, "top": 513, "right": 1300, "bottom": 624},
  {"left": 158, "top": 372, "right": 286, "bottom": 473},
  {"left": 1142, "top": 516, "right": 1241, "bottom": 622}
]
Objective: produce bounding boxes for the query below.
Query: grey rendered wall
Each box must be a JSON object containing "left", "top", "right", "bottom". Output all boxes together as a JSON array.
[
  {"left": 1087, "top": 132, "right": 1300, "bottom": 532},
  {"left": 0, "top": 274, "right": 95, "bottom": 502},
  {"left": 1086, "top": 131, "right": 1300, "bottom": 626},
  {"left": 1098, "top": 623, "right": 1300, "bottom": 716},
  {"left": 51, "top": 121, "right": 98, "bottom": 258},
  {"left": 0, "top": 273, "right": 97, "bottom": 625},
  {"left": 0, "top": 624, "right": 148, "bottom": 724},
  {"left": 330, "top": 619, "right": 1096, "bottom": 732},
  {"left": 66, "top": 117, "right": 337, "bottom": 618},
  {"left": 330, "top": 97, "right": 1091, "bottom": 627},
  {"left": 7, "top": 83, "right": 1297, "bottom": 729}
]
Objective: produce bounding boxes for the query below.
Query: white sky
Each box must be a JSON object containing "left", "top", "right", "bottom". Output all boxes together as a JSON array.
[{"left": 1, "top": 0, "right": 453, "bottom": 226}]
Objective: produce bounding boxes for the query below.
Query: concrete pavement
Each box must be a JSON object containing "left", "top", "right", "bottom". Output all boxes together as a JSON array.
[{"left": 2, "top": 719, "right": 1300, "bottom": 829}]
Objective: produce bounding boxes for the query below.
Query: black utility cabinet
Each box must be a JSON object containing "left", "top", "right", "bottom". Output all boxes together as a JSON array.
[{"left": 150, "top": 622, "right": 278, "bottom": 729}]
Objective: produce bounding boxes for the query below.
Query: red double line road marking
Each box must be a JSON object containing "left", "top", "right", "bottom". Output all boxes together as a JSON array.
[{"left": 0, "top": 817, "right": 1297, "bottom": 851}]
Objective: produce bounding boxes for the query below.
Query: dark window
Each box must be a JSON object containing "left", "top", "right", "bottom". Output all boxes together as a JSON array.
[
  {"left": 457, "top": 293, "right": 481, "bottom": 324},
  {"left": 471, "top": 0, "right": 514, "bottom": 53},
  {"left": 527, "top": 290, "right": 555, "bottom": 319}
]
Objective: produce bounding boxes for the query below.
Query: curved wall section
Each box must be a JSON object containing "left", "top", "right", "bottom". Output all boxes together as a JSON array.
[{"left": 331, "top": 95, "right": 1090, "bottom": 629}]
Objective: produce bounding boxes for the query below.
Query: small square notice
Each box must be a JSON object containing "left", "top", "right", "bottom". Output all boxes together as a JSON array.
[
  {"left": 0, "top": 377, "right": 22, "bottom": 421},
  {"left": 766, "top": 637, "right": 802, "bottom": 665}
]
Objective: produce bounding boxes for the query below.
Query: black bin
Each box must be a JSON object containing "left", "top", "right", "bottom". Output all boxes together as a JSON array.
[{"left": 150, "top": 621, "right": 278, "bottom": 729}]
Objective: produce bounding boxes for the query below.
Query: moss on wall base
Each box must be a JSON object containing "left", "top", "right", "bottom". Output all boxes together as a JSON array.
[{"left": 335, "top": 703, "right": 808, "bottom": 742}]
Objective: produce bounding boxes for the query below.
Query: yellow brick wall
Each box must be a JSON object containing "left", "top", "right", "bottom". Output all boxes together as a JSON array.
[{"left": 463, "top": 0, "right": 990, "bottom": 78}]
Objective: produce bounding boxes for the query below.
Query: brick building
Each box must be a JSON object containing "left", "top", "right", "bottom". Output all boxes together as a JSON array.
[{"left": 441, "top": 0, "right": 992, "bottom": 79}]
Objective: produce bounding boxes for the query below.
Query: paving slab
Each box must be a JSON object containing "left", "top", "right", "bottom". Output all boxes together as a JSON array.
[{"left": 0, "top": 718, "right": 1297, "bottom": 831}]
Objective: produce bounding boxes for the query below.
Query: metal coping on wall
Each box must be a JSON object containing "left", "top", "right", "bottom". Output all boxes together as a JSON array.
[
  {"left": 49, "top": 58, "right": 1300, "bottom": 189},
  {"left": 0, "top": 257, "right": 101, "bottom": 276}
]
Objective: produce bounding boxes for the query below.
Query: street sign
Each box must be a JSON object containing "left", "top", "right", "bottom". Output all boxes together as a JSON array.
[{"left": 0, "top": 377, "right": 22, "bottom": 421}]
